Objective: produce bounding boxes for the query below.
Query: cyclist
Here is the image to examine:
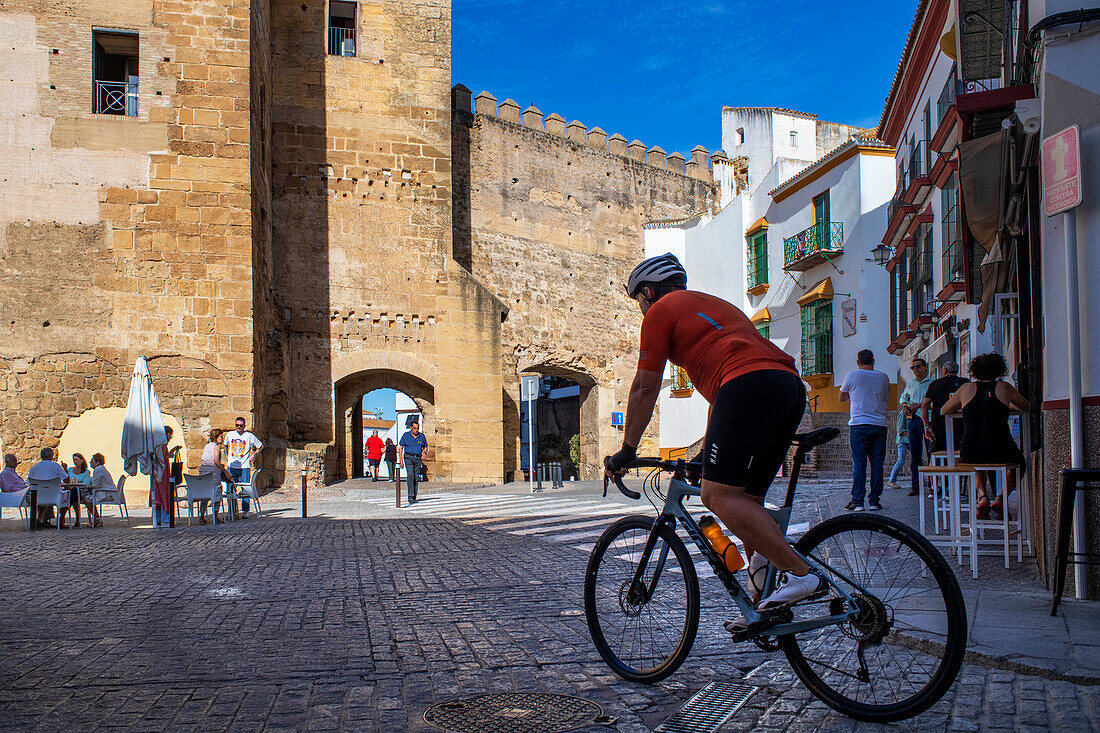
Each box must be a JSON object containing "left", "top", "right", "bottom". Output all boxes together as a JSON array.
[{"left": 604, "top": 253, "right": 824, "bottom": 614}]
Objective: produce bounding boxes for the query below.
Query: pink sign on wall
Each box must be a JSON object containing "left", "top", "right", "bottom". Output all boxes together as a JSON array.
[{"left": 1042, "top": 124, "right": 1083, "bottom": 217}]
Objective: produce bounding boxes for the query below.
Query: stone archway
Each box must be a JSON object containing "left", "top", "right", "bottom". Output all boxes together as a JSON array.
[
  {"left": 333, "top": 368, "right": 436, "bottom": 482},
  {"left": 519, "top": 364, "right": 600, "bottom": 480}
]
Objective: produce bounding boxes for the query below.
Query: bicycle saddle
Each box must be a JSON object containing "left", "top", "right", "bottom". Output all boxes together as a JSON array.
[{"left": 791, "top": 427, "right": 840, "bottom": 448}]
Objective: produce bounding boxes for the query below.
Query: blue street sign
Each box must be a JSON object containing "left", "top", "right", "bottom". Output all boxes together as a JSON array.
[{"left": 611, "top": 412, "right": 624, "bottom": 426}]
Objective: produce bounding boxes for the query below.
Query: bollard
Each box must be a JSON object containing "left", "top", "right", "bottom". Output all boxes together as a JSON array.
[
  {"left": 536, "top": 463, "right": 544, "bottom": 493},
  {"left": 554, "top": 462, "right": 563, "bottom": 489},
  {"left": 395, "top": 463, "right": 402, "bottom": 508},
  {"left": 301, "top": 468, "right": 308, "bottom": 518}
]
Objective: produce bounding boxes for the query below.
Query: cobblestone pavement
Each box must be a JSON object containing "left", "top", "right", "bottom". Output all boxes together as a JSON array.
[{"left": 1, "top": 482, "right": 1098, "bottom": 731}]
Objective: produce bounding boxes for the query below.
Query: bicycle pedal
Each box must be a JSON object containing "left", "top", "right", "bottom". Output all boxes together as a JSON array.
[{"left": 727, "top": 608, "right": 792, "bottom": 642}]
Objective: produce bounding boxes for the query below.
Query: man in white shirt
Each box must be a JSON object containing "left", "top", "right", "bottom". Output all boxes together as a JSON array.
[
  {"left": 839, "top": 350, "right": 890, "bottom": 511},
  {"left": 27, "top": 447, "right": 70, "bottom": 527},
  {"left": 225, "top": 416, "right": 263, "bottom": 516},
  {"left": 900, "top": 357, "right": 933, "bottom": 496}
]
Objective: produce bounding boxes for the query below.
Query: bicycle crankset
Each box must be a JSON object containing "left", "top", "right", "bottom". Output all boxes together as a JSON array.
[{"left": 728, "top": 607, "right": 794, "bottom": 649}]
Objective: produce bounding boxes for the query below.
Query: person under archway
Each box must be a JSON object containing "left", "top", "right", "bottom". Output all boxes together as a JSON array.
[{"left": 365, "top": 430, "right": 384, "bottom": 482}]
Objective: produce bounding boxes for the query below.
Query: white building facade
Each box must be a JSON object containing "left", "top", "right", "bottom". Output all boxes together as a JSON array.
[{"left": 645, "top": 108, "right": 894, "bottom": 462}]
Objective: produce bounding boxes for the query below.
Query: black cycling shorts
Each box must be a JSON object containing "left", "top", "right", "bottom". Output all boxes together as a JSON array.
[{"left": 702, "top": 370, "right": 806, "bottom": 496}]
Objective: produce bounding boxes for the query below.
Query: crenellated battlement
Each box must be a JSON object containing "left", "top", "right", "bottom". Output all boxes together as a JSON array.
[{"left": 453, "top": 85, "right": 722, "bottom": 184}]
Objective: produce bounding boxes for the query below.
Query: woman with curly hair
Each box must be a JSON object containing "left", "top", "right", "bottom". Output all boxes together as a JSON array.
[{"left": 941, "top": 353, "right": 1029, "bottom": 519}]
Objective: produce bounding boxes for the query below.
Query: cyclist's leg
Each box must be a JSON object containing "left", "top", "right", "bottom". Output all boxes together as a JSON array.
[
  {"left": 699, "top": 369, "right": 807, "bottom": 575},
  {"left": 701, "top": 480, "right": 808, "bottom": 574}
]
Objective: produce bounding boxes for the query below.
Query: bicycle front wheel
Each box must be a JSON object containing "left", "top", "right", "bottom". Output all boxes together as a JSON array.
[
  {"left": 584, "top": 515, "right": 699, "bottom": 683},
  {"left": 781, "top": 513, "right": 966, "bottom": 723}
]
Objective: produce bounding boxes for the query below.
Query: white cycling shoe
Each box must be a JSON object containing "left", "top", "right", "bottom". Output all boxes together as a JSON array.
[{"left": 757, "top": 570, "right": 827, "bottom": 611}]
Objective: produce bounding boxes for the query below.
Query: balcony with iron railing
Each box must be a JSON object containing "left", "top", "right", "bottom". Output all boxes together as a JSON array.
[
  {"left": 938, "top": 238, "right": 967, "bottom": 303},
  {"left": 94, "top": 79, "right": 138, "bottom": 116},
  {"left": 937, "top": 75, "right": 957, "bottom": 126},
  {"left": 328, "top": 27, "right": 356, "bottom": 56},
  {"left": 784, "top": 222, "right": 843, "bottom": 272},
  {"left": 903, "top": 140, "right": 933, "bottom": 203}
]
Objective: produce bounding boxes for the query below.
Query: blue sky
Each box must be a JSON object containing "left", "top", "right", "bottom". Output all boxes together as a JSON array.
[
  {"left": 362, "top": 388, "right": 396, "bottom": 421},
  {"left": 453, "top": 0, "right": 916, "bottom": 156}
]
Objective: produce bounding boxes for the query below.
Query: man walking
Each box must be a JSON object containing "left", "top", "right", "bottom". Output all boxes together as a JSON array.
[
  {"left": 922, "top": 361, "right": 969, "bottom": 453},
  {"left": 226, "top": 416, "right": 263, "bottom": 516},
  {"left": 900, "top": 358, "right": 934, "bottom": 496},
  {"left": 839, "top": 350, "right": 890, "bottom": 511},
  {"left": 398, "top": 420, "right": 427, "bottom": 505},
  {"left": 365, "top": 430, "right": 384, "bottom": 481}
]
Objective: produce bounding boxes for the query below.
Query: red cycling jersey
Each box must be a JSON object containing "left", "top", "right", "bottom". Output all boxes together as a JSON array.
[{"left": 637, "top": 289, "right": 799, "bottom": 403}]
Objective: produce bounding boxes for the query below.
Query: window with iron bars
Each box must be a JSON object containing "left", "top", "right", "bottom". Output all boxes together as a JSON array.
[
  {"left": 93, "top": 30, "right": 138, "bottom": 116},
  {"left": 894, "top": 256, "right": 909, "bottom": 336},
  {"left": 800, "top": 300, "right": 833, "bottom": 376},
  {"left": 909, "top": 222, "right": 934, "bottom": 317},
  {"left": 328, "top": 1, "right": 357, "bottom": 56},
  {"left": 670, "top": 365, "right": 694, "bottom": 396},
  {"left": 746, "top": 231, "right": 768, "bottom": 289},
  {"left": 755, "top": 322, "right": 770, "bottom": 340},
  {"left": 941, "top": 172, "right": 963, "bottom": 283}
]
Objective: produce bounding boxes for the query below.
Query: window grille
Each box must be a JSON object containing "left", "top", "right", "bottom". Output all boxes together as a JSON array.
[
  {"left": 92, "top": 30, "right": 138, "bottom": 116},
  {"left": 941, "top": 173, "right": 963, "bottom": 283},
  {"left": 670, "top": 365, "right": 694, "bottom": 396},
  {"left": 800, "top": 300, "right": 833, "bottom": 376},
  {"left": 755, "top": 323, "right": 770, "bottom": 340},
  {"left": 328, "top": 1, "right": 357, "bottom": 56},
  {"left": 746, "top": 231, "right": 768, "bottom": 289}
]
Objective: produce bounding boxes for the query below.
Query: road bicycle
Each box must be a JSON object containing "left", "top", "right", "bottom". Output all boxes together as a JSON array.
[{"left": 585, "top": 427, "right": 966, "bottom": 723}]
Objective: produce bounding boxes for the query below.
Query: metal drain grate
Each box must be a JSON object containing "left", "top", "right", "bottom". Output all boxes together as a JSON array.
[
  {"left": 423, "top": 692, "right": 606, "bottom": 733},
  {"left": 654, "top": 681, "right": 760, "bottom": 733}
]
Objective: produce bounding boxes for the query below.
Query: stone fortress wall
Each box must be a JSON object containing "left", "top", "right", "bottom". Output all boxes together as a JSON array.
[
  {"left": 0, "top": 0, "right": 718, "bottom": 488},
  {"left": 0, "top": 0, "right": 260, "bottom": 498},
  {"left": 453, "top": 87, "right": 715, "bottom": 478}
]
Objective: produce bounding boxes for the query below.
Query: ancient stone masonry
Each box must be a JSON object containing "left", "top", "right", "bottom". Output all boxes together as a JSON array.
[
  {"left": 0, "top": 0, "right": 258, "bottom": 489},
  {"left": 2, "top": 0, "right": 715, "bottom": 487},
  {"left": 452, "top": 86, "right": 715, "bottom": 479}
]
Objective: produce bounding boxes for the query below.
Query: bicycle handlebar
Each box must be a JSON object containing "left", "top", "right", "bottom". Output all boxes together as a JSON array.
[{"left": 602, "top": 456, "right": 701, "bottom": 500}]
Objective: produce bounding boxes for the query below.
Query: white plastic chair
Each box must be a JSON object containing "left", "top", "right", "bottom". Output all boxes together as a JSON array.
[
  {"left": 182, "top": 473, "right": 223, "bottom": 525},
  {"left": 0, "top": 488, "right": 30, "bottom": 523},
  {"left": 235, "top": 469, "right": 263, "bottom": 517},
  {"left": 28, "top": 477, "right": 70, "bottom": 531},
  {"left": 92, "top": 474, "right": 130, "bottom": 524}
]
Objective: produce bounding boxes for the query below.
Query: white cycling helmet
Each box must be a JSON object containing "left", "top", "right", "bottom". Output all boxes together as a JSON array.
[{"left": 626, "top": 253, "right": 687, "bottom": 298}]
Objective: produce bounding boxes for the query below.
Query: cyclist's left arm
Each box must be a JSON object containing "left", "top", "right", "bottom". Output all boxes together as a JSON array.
[{"left": 622, "top": 369, "right": 662, "bottom": 448}]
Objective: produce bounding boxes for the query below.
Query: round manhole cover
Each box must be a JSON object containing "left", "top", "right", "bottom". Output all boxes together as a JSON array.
[{"left": 424, "top": 692, "right": 605, "bottom": 733}]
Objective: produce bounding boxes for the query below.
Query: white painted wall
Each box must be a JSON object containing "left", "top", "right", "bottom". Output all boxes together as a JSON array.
[{"left": 1034, "top": 2, "right": 1100, "bottom": 400}]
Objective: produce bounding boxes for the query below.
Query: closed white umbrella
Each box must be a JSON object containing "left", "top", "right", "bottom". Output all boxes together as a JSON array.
[{"left": 121, "top": 356, "right": 169, "bottom": 523}]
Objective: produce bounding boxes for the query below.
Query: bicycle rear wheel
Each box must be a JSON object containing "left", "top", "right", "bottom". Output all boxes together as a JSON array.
[
  {"left": 584, "top": 515, "right": 699, "bottom": 683},
  {"left": 780, "top": 513, "right": 966, "bottom": 722}
]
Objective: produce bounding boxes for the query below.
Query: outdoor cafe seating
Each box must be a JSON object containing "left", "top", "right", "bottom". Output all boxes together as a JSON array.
[{"left": 917, "top": 412, "right": 1033, "bottom": 578}]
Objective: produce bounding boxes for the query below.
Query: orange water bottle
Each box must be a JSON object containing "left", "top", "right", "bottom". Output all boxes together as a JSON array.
[{"left": 698, "top": 515, "right": 745, "bottom": 572}]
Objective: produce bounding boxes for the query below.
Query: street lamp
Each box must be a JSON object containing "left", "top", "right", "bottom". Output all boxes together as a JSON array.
[{"left": 870, "top": 243, "right": 893, "bottom": 267}]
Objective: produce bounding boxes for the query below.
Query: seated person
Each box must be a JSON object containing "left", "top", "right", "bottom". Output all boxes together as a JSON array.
[
  {"left": 87, "top": 453, "right": 115, "bottom": 527},
  {"left": 196, "top": 429, "right": 233, "bottom": 523},
  {"left": 941, "top": 353, "right": 1029, "bottom": 520},
  {"left": 27, "top": 447, "right": 70, "bottom": 528},
  {"left": 1, "top": 453, "right": 28, "bottom": 494},
  {"left": 64, "top": 452, "right": 92, "bottom": 526}
]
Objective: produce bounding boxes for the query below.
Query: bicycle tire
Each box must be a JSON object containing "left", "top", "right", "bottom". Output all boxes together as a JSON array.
[
  {"left": 780, "top": 513, "right": 966, "bottom": 722},
  {"left": 584, "top": 515, "right": 699, "bottom": 683}
]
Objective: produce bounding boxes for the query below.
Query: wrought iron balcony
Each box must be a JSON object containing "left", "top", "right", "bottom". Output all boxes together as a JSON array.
[
  {"left": 942, "top": 238, "right": 964, "bottom": 284},
  {"left": 94, "top": 80, "right": 138, "bottom": 116},
  {"left": 908, "top": 140, "right": 931, "bottom": 181},
  {"left": 784, "top": 222, "right": 843, "bottom": 271},
  {"left": 328, "top": 27, "right": 356, "bottom": 56},
  {"left": 937, "top": 73, "right": 958, "bottom": 125}
]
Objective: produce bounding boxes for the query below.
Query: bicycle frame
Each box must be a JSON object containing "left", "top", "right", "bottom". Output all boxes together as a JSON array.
[{"left": 627, "top": 463, "right": 864, "bottom": 638}]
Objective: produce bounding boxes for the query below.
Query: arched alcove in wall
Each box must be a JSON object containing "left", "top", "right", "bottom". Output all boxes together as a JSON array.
[
  {"left": 333, "top": 369, "right": 435, "bottom": 482},
  {"left": 518, "top": 365, "right": 599, "bottom": 481}
]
